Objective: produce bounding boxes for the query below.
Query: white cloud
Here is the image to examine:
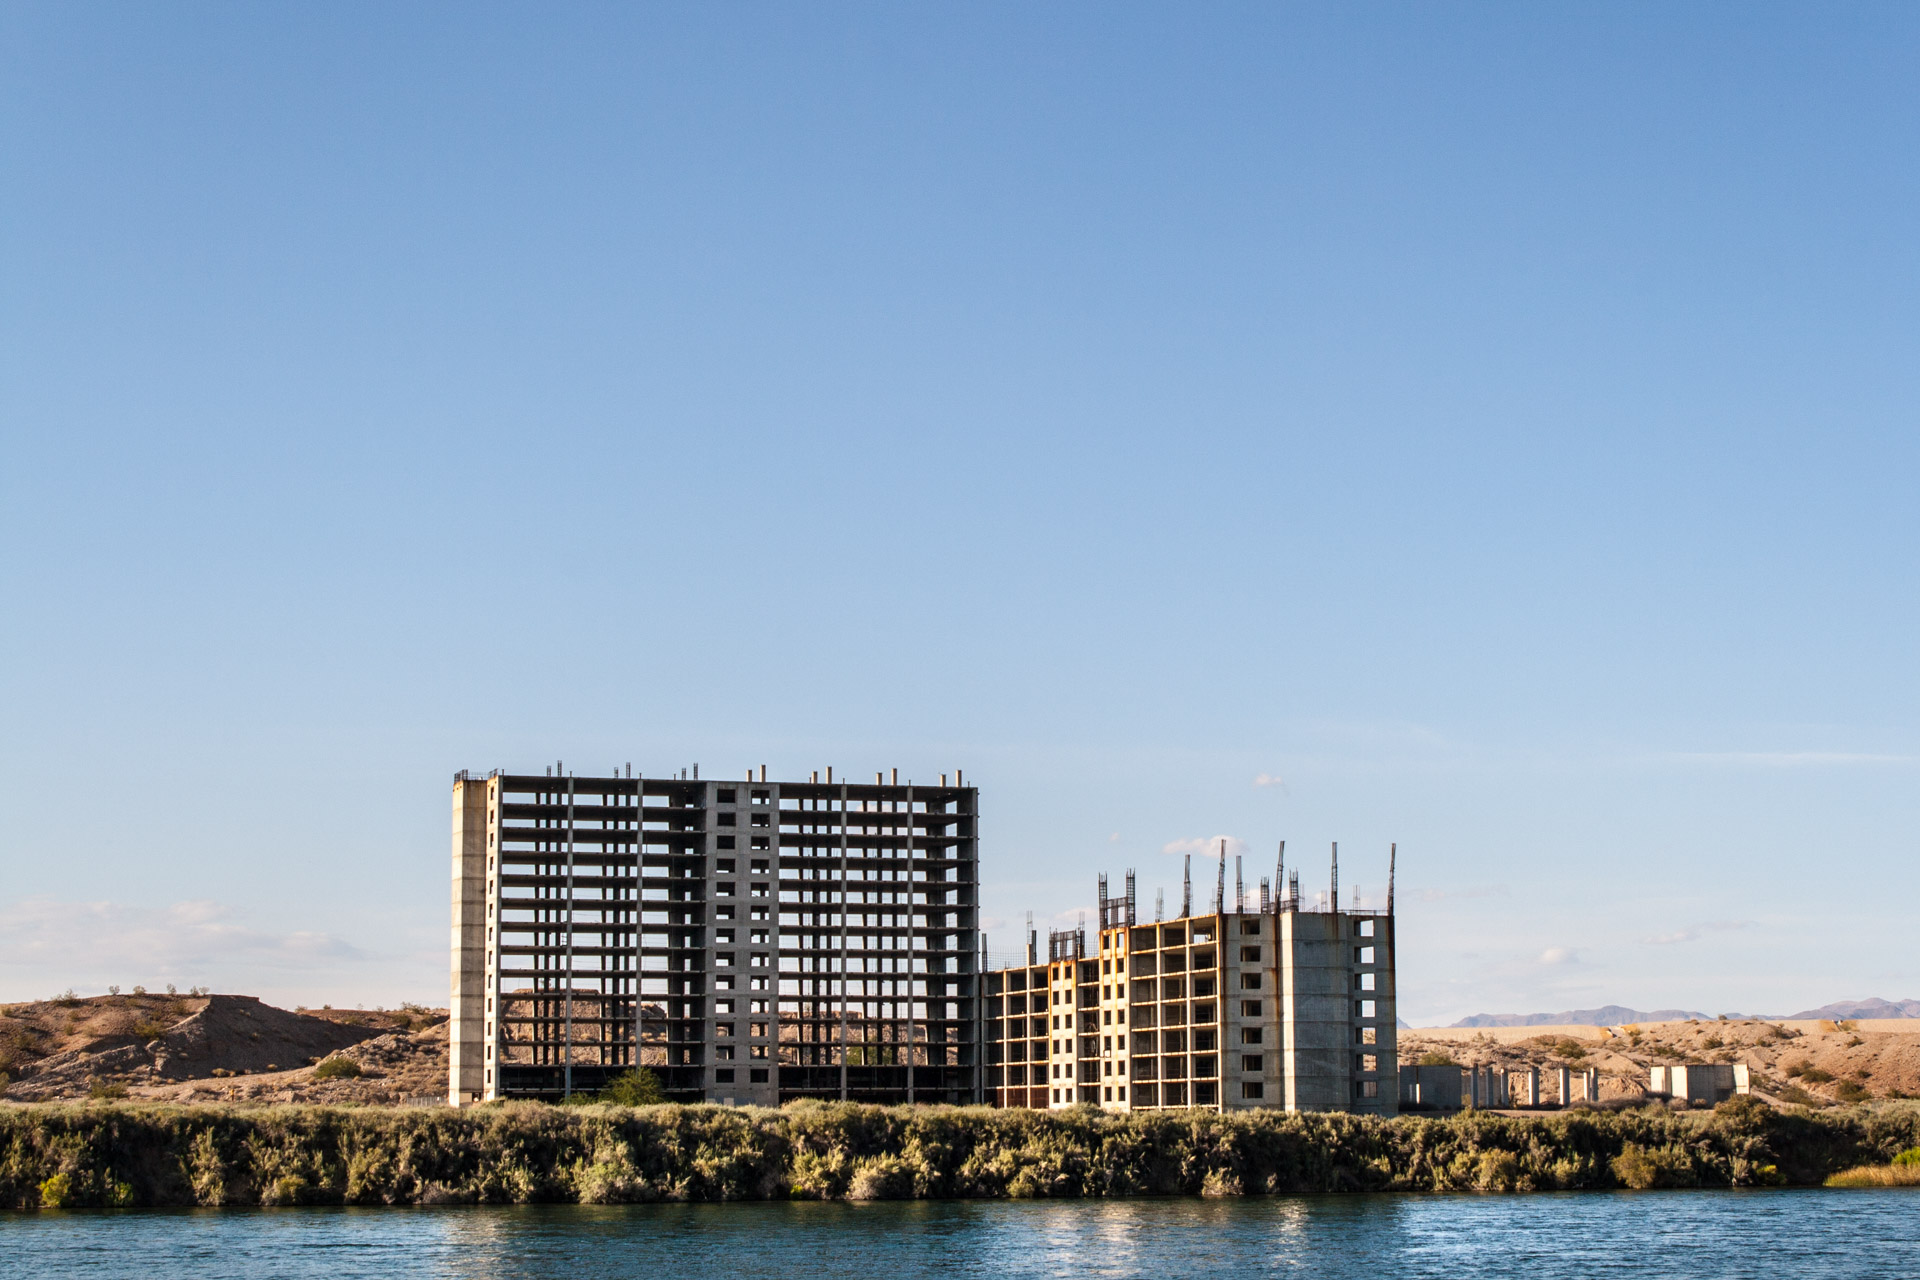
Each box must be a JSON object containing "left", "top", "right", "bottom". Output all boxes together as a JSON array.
[
  {"left": 1108, "top": 832, "right": 1121, "bottom": 843},
  {"left": 1252, "top": 773, "right": 1287, "bottom": 790},
  {"left": 1161, "top": 835, "right": 1247, "bottom": 858},
  {"left": 1538, "top": 947, "right": 1579, "bottom": 965}
]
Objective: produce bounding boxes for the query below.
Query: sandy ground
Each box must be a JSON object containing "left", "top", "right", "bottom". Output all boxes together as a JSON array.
[{"left": 1399, "top": 1017, "right": 1920, "bottom": 1106}]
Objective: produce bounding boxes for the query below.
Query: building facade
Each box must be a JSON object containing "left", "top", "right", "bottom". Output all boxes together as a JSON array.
[
  {"left": 449, "top": 766, "right": 981, "bottom": 1106},
  {"left": 986, "top": 872, "right": 1397, "bottom": 1115}
]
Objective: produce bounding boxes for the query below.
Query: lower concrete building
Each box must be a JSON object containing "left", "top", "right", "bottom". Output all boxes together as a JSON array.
[{"left": 986, "top": 851, "right": 1399, "bottom": 1115}]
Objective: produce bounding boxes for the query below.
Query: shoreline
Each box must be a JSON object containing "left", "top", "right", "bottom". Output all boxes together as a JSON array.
[{"left": 5, "top": 1097, "right": 1918, "bottom": 1210}]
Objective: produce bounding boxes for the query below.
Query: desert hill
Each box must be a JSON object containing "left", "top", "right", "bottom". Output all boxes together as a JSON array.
[
  {"left": 0, "top": 992, "right": 448, "bottom": 1105},
  {"left": 1402, "top": 1015, "right": 1920, "bottom": 1107}
]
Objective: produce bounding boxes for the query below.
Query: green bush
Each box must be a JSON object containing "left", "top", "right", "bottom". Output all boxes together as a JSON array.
[
  {"left": 1416, "top": 1052, "right": 1457, "bottom": 1067},
  {"left": 593, "top": 1069, "right": 665, "bottom": 1107},
  {"left": 1834, "top": 1081, "right": 1870, "bottom": 1104},
  {"left": 1801, "top": 1067, "right": 1835, "bottom": 1084},
  {"left": 86, "top": 1082, "right": 129, "bottom": 1100},
  {"left": 311, "top": 1057, "right": 361, "bottom": 1081},
  {"left": 1611, "top": 1143, "right": 1696, "bottom": 1190},
  {"left": 1893, "top": 1147, "right": 1920, "bottom": 1167}
]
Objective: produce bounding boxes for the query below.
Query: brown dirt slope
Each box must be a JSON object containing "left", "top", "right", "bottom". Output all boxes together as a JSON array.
[
  {"left": 1401, "top": 1017, "right": 1920, "bottom": 1107},
  {"left": 0, "top": 994, "right": 446, "bottom": 1105}
]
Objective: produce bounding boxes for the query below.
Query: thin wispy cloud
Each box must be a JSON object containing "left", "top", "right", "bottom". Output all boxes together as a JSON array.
[
  {"left": 1161, "top": 835, "right": 1247, "bottom": 858},
  {"left": 1650, "top": 751, "right": 1920, "bottom": 769},
  {"left": 0, "top": 897, "right": 367, "bottom": 995},
  {"left": 1252, "top": 773, "right": 1287, "bottom": 790},
  {"left": 1418, "top": 885, "right": 1511, "bottom": 903},
  {"left": 1641, "top": 920, "right": 1753, "bottom": 946},
  {"left": 1538, "top": 947, "right": 1579, "bottom": 965}
]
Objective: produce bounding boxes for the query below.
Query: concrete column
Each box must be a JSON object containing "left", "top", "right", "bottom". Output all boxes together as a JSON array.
[
  {"left": 1526, "top": 1067, "right": 1540, "bottom": 1106},
  {"left": 1556, "top": 1066, "right": 1571, "bottom": 1108},
  {"left": 1585, "top": 1068, "right": 1599, "bottom": 1103},
  {"left": 449, "top": 776, "right": 491, "bottom": 1105}
]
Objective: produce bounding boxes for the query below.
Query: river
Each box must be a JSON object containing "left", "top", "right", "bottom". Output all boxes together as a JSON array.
[{"left": 9, "top": 1190, "right": 1917, "bottom": 1278}]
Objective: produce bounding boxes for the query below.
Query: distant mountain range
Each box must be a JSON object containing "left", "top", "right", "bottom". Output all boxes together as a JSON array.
[
  {"left": 1782, "top": 997, "right": 1920, "bottom": 1020},
  {"left": 1450, "top": 1006, "right": 1710, "bottom": 1028},
  {"left": 1447, "top": 997, "right": 1920, "bottom": 1028}
]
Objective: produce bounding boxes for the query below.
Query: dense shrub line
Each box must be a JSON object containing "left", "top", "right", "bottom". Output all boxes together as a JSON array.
[{"left": 4, "top": 1098, "right": 1917, "bottom": 1209}]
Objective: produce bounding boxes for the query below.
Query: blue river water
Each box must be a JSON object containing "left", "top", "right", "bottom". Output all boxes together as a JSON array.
[{"left": 7, "top": 1191, "right": 1918, "bottom": 1279}]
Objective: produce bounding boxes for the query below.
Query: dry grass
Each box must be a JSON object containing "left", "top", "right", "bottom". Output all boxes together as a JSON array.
[{"left": 1825, "top": 1163, "right": 1920, "bottom": 1188}]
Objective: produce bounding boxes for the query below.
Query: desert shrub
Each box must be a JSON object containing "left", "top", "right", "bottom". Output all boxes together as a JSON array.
[
  {"left": 1800, "top": 1067, "right": 1834, "bottom": 1084},
  {"left": 1416, "top": 1052, "right": 1457, "bottom": 1067},
  {"left": 86, "top": 1082, "right": 129, "bottom": 1100},
  {"left": 1833, "top": 1081, "right": 1869, "bottom": 1104},
  {"left": 1, "top": 1096, "right": 1916, "bottom": 1209},
  {"left": 130, "top": 1018, "right": 170, "bottom": 1040},
  {"left": 312, "top": 1057, "right": 361, "bottom": 1081},
  {"left": 1611, "top": 1143, "right": 1697, "bottom": 1189},
  {"left": 1701, "top": 1037, "right": 1723, "bottom": 1050},
  {"left": 593, "top": 1069, "right": 664, "bottom": 1107}
]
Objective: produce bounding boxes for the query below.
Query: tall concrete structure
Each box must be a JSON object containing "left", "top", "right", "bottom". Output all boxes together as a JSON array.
[
  {"left": 985, "top": 853, "right": 1398, "bottom": 1115},
  {"left": 449, "top": 765, "right": 981, "bottom": 1106}
]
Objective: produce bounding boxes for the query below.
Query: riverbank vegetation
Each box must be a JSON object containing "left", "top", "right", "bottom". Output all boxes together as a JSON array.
[
  {"left": 4, "top": 1097, "right": 1918, "bottom": 1209},
  {"left": 1824, "top": 1143, "right": 1920, "bottom": 1188}
]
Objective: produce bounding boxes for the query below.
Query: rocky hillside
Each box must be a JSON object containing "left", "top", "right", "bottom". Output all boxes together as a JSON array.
[
  {"left": 0, "top": 993, "right": 447, "bottom": 1105},
  {"left": 1401, "top": 1016, "right": 1920, "bottom": 1107}
]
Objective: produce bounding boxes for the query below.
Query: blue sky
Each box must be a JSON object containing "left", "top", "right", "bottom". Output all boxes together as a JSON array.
[{"left": 3, "top": 4, "right": 1916, "bottom": 1021}]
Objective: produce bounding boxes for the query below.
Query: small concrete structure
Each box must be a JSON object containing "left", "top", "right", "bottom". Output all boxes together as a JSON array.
[
  {"left": 1399, "top": 1064, "right": 1464, "bottom": 1110},
  {"left": 1650, "top": 1063, "right": 1748, "bottom": 1105}
]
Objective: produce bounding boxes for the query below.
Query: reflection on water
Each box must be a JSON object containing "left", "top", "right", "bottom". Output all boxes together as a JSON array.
[{"left": 9, "top": 1191, "right": 1919, "bottom": 1279}]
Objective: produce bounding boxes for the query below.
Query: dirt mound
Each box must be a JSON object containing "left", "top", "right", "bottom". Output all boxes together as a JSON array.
[
  {"left": 0, "top": 993, "right": 445, "bottom": 1104},
  {"left": 143, "top": 1023, "right": 452, "bottom": 1106}
]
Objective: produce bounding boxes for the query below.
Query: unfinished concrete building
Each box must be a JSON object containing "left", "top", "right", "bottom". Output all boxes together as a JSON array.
[
  {"left": 986, "top": 846, "right": 1398, "bottom": 1115},
  {"left": 449, "top": 764, "right": 982, "bottom": 1106}
]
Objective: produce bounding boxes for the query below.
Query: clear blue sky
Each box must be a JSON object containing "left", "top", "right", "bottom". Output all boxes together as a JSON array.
[{"left": 3, "top": 4, "right": 1916, "bottom": 1021}]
